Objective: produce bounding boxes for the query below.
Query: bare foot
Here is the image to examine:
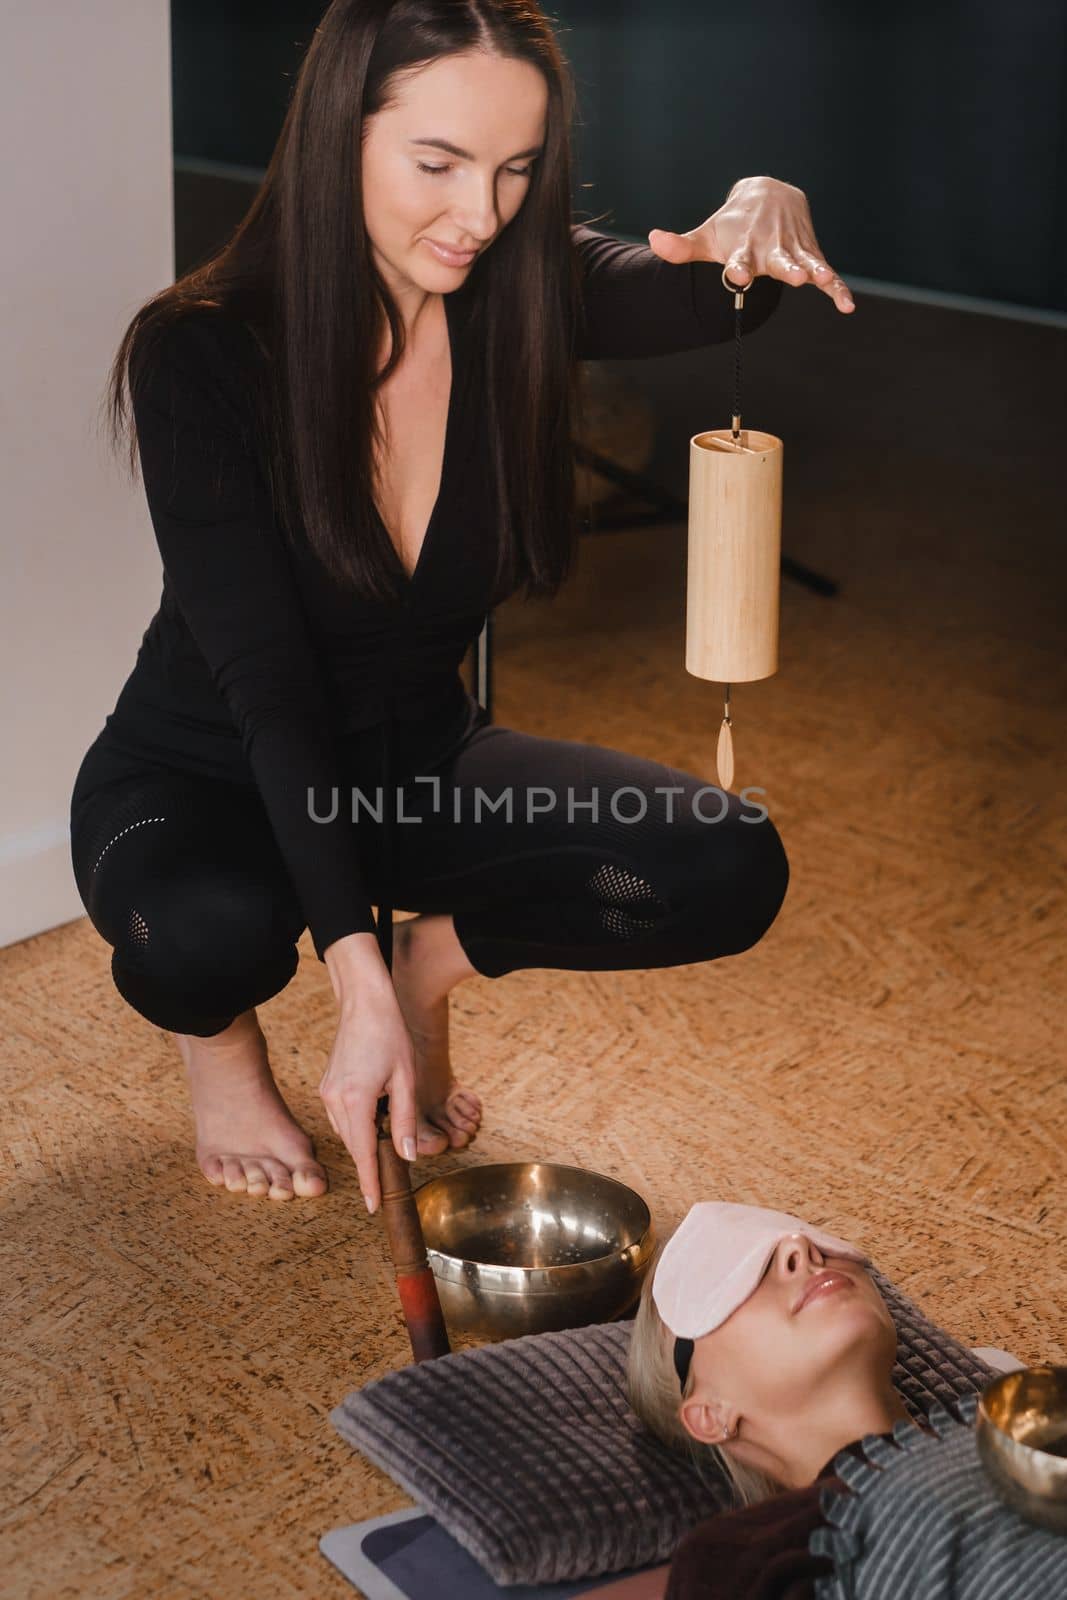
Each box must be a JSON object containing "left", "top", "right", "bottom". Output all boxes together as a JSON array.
[
  {"left": 391, "top": 915, "right": 483, "bottom": 1156},
  {"left": 174, "top": 1009, "right": 328, "bottom": 1200}
]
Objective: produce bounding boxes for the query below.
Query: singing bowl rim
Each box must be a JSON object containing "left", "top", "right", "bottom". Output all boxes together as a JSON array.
[
  {"left": 413, "top": 1161, "right": 655, "bottom": 1296},
  {"left": 976, "top": 1364, "right": 1067, "bottom": 1514},
  {"left": 691, "top": 427, "right": 783, "bottom": 455}
]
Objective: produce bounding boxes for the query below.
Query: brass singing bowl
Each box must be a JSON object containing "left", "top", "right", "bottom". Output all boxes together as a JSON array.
[
  {"left": 976, "top": 1365, "right": 1067, "bottom": 1534},
  {"left": 414, "top": 1162, "right": 655, "bottom": 1341}
]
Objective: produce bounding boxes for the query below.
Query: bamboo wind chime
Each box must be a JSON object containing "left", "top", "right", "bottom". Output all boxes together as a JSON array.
[{"left": 685, "top": 268, "right": 783, "bottom": 790}]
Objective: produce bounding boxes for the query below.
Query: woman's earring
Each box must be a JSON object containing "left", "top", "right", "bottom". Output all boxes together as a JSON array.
[{"left": 721, "top": 1422, "right": 734, "bottom": 1441}]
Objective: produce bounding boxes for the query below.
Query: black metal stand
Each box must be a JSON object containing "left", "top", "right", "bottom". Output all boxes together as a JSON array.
[{"left": 473, "top": 606, "right": 494, "bottom": 714}]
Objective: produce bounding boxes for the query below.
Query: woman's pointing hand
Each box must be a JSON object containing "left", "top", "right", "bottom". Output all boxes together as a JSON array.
[{"left": 319, "top": 987, "right": 418, "bottom": 1214}]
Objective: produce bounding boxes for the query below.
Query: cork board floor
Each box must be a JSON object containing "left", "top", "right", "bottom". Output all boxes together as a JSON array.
[{"left": 3, "top": 345, "right": 1065, "bottom": 1595}]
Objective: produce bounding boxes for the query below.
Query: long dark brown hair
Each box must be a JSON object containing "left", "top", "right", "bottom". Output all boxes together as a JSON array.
[{"left": 106, "top": 0, "right": 591, "bottom": 609}]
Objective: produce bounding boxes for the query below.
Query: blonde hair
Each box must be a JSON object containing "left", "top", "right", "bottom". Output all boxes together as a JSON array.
[{"left": 625, "top": 1244, "right": 784, "bottom": 1509}]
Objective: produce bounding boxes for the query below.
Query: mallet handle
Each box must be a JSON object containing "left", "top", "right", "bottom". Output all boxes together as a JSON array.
[{"left": 376, "top": 1095, "right": 451, "bottom": 1362}]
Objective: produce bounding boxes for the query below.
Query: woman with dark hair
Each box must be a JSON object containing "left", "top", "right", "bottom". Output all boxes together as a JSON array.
[{"left": 70, "top": 0, "right": 854, "bottom": 1211}]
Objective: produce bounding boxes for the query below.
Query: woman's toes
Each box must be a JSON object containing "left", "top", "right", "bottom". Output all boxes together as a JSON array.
[
  {"left": 291, "top": 1162, "right": 328, "bottom": 1198},
  {"left": 200, "top": 1154, "right": 226, "bottom": 1187},
  {"left": 413, "top": 1088, "right": 484, "bottom": 1151},
  {"left": 221, "top": 1156, "right": 247, "bottom": 1193},
  {"left": 437, "top": 1107, "right": 475, "bottom": 1149},
  {"left": 261, "top": 1158, "right": 295, "bottom": 1201},
  {"left": 243, "top": 1160, "right": 271, "bottom": 1196},
  {"left": 416, "top": 1119, "right": 451, "bottom": 1157},
  {"left": 196, "top": 1151, "right": 325, "bottom": 1197},
  {"left": 440, "top": 1090, "right": 482, "bottom": 1144},
  {"left": 446, "top": 1091, "right": 482, "bottom": 1131}
]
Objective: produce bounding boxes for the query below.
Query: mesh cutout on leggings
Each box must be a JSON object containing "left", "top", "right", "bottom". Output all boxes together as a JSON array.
[
  {"left": 587, "top": 861, "right": 667, "bottom": 940},
  {"left": 128, "top": 909, "right": 150, "bottom": 948}
]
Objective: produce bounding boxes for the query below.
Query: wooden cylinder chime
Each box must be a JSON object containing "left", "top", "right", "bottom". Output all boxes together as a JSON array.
[{"left": 685, "top": 268, "right": 783, "bottom": 790}]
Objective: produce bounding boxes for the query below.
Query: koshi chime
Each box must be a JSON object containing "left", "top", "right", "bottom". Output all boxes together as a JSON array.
[{"left": 685, "top": 267, "right": 783, "bottom": 790}]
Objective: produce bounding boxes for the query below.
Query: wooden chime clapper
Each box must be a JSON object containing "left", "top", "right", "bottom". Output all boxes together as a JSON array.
[
  {"left": 685, "top": 268, "right": 783, "bottom": 790},
  {"left": 374, "top": 723, "right": 452, "bottom": 1364}
]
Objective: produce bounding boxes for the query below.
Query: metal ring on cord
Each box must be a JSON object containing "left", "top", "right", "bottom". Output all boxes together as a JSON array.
[{"left": 721, "top": 264, "right": 753, "bottom": 294}]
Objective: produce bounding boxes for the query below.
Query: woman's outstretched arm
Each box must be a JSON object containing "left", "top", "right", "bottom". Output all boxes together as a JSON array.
[
  {"left": 574, "top": 173, "right": 853, "bottom": 360},
  {"left": 572, "top": 220, "right": 784, "bottom": 360}
]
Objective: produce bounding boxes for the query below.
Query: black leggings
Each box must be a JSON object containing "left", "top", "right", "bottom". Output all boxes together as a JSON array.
[{"left": 69, "top": 700, "right": 790, "bottom": 1037}]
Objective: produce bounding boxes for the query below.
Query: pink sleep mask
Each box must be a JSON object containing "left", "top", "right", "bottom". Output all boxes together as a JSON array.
[{"left": 652, "top": 1201, "right": 871, "bottom": 1340}]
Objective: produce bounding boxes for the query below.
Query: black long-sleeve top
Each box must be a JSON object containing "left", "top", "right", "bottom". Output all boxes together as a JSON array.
[{"left": 104, "top": 225, "right": 782, "bottom": 961}]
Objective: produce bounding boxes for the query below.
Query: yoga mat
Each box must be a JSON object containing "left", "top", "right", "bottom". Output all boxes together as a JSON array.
[{"left": 319, "top": 1508, "right": 669, "bottom": 1599}]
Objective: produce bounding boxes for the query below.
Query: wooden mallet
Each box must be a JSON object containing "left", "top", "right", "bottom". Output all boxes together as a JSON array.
[
  {"left": 373, "top": 720, "right": 451, "bottom": 1364},
  {"left": 375, "top": 1091, "right": 451, "bottom": 1362}
]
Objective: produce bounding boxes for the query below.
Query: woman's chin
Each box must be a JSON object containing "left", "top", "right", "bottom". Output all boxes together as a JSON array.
[{"left": 809, "top": 1293, "right": 895, "bottom": 1365}]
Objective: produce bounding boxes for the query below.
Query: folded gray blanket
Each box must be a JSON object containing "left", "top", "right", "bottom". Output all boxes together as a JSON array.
[{"left": 330, "top": 1269, "right": 1000, "bottom": 1587}]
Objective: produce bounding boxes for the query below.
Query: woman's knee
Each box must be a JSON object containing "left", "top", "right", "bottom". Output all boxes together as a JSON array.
[
  {"left": 110, "top": 950, "right": 272, "bottom": 1037},
  {"left": 108, "top": 864, "right": 302, "bottom": 1023},
  {"left": 69, "top": 768, "right": 305, "bottom": 1023},
  {"left": 676, "top": 799, "right": 790, "bottom": 956},
  {"left": 716, "top": 807, "right": 790, "bottom": 952}
]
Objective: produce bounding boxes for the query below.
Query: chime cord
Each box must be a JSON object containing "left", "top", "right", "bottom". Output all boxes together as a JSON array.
[
  {"left": 732, "top": 291, "right": 744, "bottom": 441},
  {"left": 724, "top": 264, "right": 747, "bottom": 442},
  {"left": 725, "top": 266, "right": 748, "bottom": 725}
]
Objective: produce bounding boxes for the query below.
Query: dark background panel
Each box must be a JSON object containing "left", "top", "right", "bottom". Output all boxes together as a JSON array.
[{"left": 172, "top": 0, "right": 1067, "bottom": 311}]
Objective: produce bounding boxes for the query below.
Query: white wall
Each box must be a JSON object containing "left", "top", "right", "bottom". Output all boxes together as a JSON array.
[{"left": 0, "top": 1, "right": 174, "bottom": 949}]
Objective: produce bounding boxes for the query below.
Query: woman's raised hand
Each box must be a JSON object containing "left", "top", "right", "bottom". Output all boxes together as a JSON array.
[
  {"left": 647, "top": 174, "right": 855, "bottom": 313},
  {"left": 319, "top": 939, "right": 419, "bottom": 1212}
]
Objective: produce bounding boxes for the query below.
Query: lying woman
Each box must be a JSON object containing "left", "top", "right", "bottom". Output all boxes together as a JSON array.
[{"left": 626, "top": 1202, "right": 933, "bottom": 1600}]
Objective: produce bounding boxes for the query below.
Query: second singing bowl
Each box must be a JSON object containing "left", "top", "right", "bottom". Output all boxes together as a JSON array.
[
  {"left": 976, "top": 1365, "right": 1067, "bottom": 1534},
  {"left": 414, "top": 1162, "right": 656, "bottom": 1340}
]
